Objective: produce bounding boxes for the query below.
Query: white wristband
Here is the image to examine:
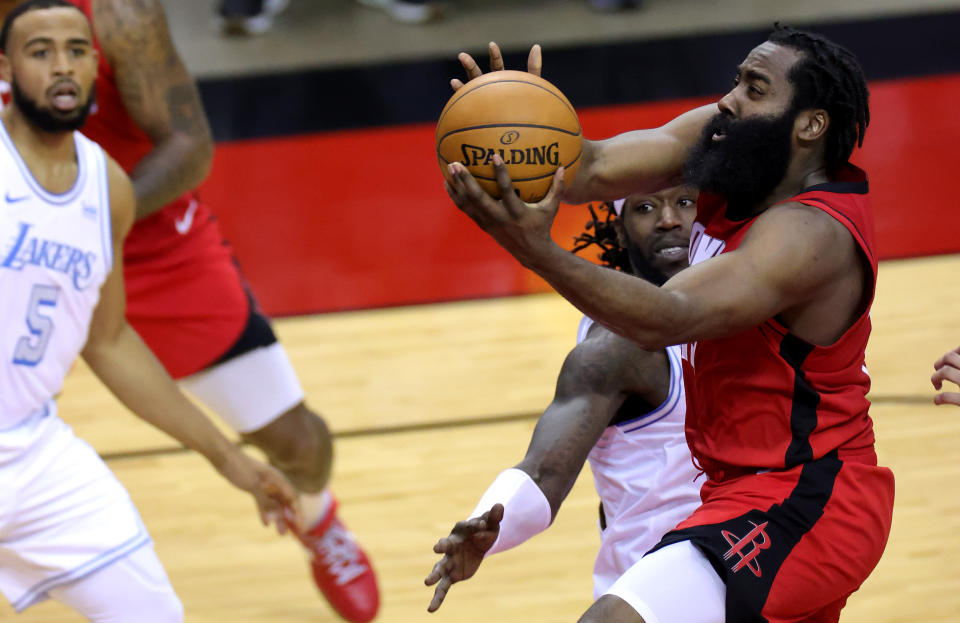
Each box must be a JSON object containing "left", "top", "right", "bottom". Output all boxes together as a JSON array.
[{"left": 470, "top": 468, "right": 552, "bottom": 557}]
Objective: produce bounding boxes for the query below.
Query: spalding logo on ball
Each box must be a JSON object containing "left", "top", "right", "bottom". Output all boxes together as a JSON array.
[{"left": 436, "top": 70, "right": 582, "bottom": 202}]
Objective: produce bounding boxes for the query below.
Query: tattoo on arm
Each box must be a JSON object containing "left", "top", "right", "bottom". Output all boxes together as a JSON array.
[{"left": 92, "top": 0, "right": 213, "bottom": 219}]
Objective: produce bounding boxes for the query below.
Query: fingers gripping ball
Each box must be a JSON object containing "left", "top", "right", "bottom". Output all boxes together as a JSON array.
[{"left": 436, "top": 70, "right": 582, "bottom": 202}]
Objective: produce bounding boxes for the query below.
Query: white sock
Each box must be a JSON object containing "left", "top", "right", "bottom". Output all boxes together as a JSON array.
[{"left": 299, "top": 489, "right": 333, "bottom": 530}]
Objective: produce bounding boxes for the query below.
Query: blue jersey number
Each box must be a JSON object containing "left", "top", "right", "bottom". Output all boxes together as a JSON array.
[{"left": 13, "top": 284, "right": 60, "bottom": 366}]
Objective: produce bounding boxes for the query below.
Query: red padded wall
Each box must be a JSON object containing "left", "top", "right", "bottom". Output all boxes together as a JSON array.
[{"left": 200, "top": 74, "right": 960, "bottom": 316}]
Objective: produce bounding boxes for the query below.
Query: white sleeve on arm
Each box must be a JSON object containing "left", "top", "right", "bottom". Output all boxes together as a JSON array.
[{"left": 470, "top": 468, "right": 552, "bottom": 557}]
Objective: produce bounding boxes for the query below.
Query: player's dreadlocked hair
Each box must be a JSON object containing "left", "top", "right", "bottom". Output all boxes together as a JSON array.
[
  {"left": 0, "top": 0, "right": 80, "bottom": 53},
  {"left": 571, "top": 202, "right": 633, "bottom": 274},
  {"left": 768, "top": 24, "right": 870, "bottom": 173}
]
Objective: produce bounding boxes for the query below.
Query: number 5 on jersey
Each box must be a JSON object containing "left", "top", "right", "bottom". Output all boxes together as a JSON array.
[{"left": 13, "top": 284, "right": 60, "bottom": 366}]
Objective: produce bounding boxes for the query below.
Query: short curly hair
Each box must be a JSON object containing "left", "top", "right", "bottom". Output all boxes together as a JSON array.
[
  {"left": 768, "top": 23, "right": 870, "bottom": 172},
  {"left": 571, "top": 202, "right": 633, "bottom": 274},
  {"left": 1, "top": 0, "right": 82, "bottom": 54}
]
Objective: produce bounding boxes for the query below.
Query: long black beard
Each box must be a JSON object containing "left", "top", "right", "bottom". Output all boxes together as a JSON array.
[
  {"left": 684, "top": 110, "right": 795, "bottom": 220},
  {"left": 11, "top": 80, "right": 95, "bottom": 134}
]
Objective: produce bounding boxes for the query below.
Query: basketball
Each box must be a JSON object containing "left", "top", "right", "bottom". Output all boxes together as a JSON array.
[{"left": 436, "top": 70, "right": 582, "bottom": 202}]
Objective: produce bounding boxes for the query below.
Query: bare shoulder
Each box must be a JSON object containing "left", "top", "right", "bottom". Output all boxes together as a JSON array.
[
  {"left": 741, "top": 201, "right": 859, "bottom": 290},
  {"left": 90, "top": 0, "right": 208, "bottom": 144},
  {"left": 92, "top": 0, "right": 172, "bottom": 52},
  {"left": 748, "top": 201, "right": 855, "bottom": 257},
  {"left": 104, "top": 154, "right": 135, "bottom": 240},
  {"left": 560, "top": 322, "right": 668, "bottom": 398},
  {"left": 91, "top": 0, "right": 182, "bottom": 97}
]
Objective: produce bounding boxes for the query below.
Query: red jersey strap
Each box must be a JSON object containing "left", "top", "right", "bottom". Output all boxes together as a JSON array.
[
  {"left": 793, "top": 195, "right": 877, "bottom": 267},
  {"left": 787, "top": 165, "right": 877, "bottom": 273}
]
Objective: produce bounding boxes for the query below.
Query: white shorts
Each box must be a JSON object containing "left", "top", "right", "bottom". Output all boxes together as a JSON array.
[
  {"left": 179, "top": 342, "right": 305, "bottom": 434},
  {"left": 604, "top": 540, "right": 726, "bottom": 623},
  {"left": 0, "top": 403, "right": 152, "bottom": 612}
]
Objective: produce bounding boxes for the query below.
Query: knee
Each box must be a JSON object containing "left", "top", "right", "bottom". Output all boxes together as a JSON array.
[
  {"left": 242, "top": 403, "right": 333, "bottom": 490},
  {"left": 578, "top": 595, "right": 646, "bottom": 623}
]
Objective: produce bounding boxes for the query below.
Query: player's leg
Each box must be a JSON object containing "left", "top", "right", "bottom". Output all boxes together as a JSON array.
[
  {"left": 578, "top": 596, "right": 644, "bottom": 623},
  {"left": 47, "top": 545, "right": 183, "bottom": 623},
  {"left": 127, "top": 227, "right": 377, "bottom": 621},
  {"left": 176, "top": 314, "right": 335, "bottom": 498},
  {"left": 579, "top": 540, "right": 726, "bottom": 623},
  {"left": 0, "top": 407, "right": 179, "bottom": 619},
  {"left": 240, "top": 400, "right": 333, "bottom": 494},
  {"left": 756, "top": 461, "right": 893, "bottom": 623},
  {"left": 179, "top": 318, "right": 379, "bottom": 623}
]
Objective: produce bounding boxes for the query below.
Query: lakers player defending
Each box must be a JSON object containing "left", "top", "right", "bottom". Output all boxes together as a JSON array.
[
  {"left": 426, "top": 186, "right": 703, "bottom": 612},
  {"left": 0, "top": 2, "right": 298, "bottom": 619}
]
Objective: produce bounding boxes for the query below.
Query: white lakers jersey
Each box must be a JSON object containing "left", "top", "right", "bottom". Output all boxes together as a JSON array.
[
  {"left": 577, "top": 316, "right": 702, "bottom": 598},
  {"left": 0, "top": 123, "right": 112, "bottom": 430}
]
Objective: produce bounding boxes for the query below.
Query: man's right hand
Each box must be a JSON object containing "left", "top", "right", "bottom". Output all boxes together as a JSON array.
[
  {"left": 932, "top": 345, "right": 960, "bottom": 406},
  {"left": 214, "top": 447, "right": 301, "bottom": 534},
  {"left": 450, "top": 42, "right": 542, "bottom": 91},
  {"left": 424, "top": 503, "right": 504, "bottom": 612}
]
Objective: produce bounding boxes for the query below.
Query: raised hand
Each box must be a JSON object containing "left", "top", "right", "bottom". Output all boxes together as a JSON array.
[
  {"left": 445, "top": 156, "right": 565, "bottom": 268},
  {"left": 932, "top": 346, "right": 960, "bottom": 406},
  {"left": 424, "top": 503, "right": 504, "bottom": 612},
  {"left": 450, "top": 41, "right": 543, "bottom": 91}
]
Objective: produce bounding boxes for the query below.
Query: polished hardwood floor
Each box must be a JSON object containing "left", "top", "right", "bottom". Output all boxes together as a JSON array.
[{"left": 6, "top": 254, "right": 960, "bottom": 622}]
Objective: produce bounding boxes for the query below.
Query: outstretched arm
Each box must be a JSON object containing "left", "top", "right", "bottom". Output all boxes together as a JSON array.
[
  {"left": 81, "top": 157, "right": 297, "bottom": 529},
  {"left": 425, "top": 324, "right": 666, "bottom": 611},
  {"left": 447, "top": 160, "right": 862, "bottom": 349},
  {"left": 515, "top": 325, "right": 668, "bottom": 516},
  {"left": 566, "top": 104, "right": 716, "bottom": 204},
  {"left": 91, "top": 0, "right": 213, "bottom": 219}
]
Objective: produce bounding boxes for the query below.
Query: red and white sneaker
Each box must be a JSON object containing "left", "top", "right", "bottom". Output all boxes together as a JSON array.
[{"left": 286, "top": 498, "right": 380, "bottom": 622}]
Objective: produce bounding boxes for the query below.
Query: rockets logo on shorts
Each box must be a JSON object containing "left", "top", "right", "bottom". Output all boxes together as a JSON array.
[{"left": 721, "top": 520, "right": 772, "bottom": 577}]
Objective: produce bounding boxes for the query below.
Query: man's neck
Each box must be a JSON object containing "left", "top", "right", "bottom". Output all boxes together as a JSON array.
[
  {"left": 1, "top": 109, "right": 76, "bottom": 161},
  {"left": 750, "top": 158, "right": 830, "bottom": 217},
  {"left": 1, "top": 109, "right": 79, "bottom": 194}
]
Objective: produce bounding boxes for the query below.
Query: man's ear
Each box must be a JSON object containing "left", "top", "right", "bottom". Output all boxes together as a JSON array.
[
  {"left": 613, "top": 214, "right": 628, "bottom": 249},
  {"left": 0, "top": 53, "right": 10, "bottom": 83},
  {"left": 796, "top": 108, "right": 829, "bottom": 142}
]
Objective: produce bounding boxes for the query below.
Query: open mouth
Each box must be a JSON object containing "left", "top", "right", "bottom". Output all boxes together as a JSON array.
[
  {"left": 653, "top": 238, "right": 690, "bottom": 260},
  {"left": 711, "top": 129, "right": 726, "bottom": 142},
  {"left": 48, "top": 82, "right": 79, "bottom": 111},
  {"left": 654, "top": 245, "right": 689, "bottom": 259}
]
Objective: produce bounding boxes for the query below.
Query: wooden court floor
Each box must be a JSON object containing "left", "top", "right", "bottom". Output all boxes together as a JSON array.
[{"left": 5, "top": 254, "right": 960, "bottom": 622}]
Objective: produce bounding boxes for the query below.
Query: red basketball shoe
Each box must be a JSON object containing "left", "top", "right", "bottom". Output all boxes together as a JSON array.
[{"left": 286, "top": 498, "right": 380, "bottom": 622}]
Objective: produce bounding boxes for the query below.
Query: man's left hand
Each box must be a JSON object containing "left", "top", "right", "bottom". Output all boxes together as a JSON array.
[{"left": 444, "top": 155, "right": 565, "bottom": 269}]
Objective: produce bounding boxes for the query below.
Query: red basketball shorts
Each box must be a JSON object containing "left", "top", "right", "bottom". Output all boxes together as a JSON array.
[{"left": 651, "top": 451, "right": 895, "bottom": 623}]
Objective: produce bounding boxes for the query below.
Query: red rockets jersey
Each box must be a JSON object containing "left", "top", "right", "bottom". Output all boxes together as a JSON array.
[
  {"left": 64, "top": 0, "right": 250, "bottom": 379},
  {"left": 68, "top": 0, "right": 220, "bottom": 268},
  {"left": 682, "top": 165, "right": 879, "bottom": 481}
]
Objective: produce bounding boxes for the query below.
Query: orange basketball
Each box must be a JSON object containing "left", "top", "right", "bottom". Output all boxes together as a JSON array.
[{"left": 436, "top": 70, "right": 582, "bottom": 202}]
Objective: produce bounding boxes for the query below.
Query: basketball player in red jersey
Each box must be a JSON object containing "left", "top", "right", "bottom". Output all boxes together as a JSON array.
[
  {"left": 0, "top": 1, "right": 378, "bottom": 621},
  {"left": 445, "top": 29, "right": 894, "bottom": 623}
]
